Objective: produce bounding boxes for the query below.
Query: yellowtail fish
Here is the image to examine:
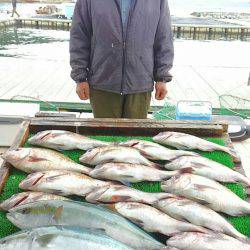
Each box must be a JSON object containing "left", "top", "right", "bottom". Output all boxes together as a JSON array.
[{"left": 7, "top": 200, "right": 165, "bottom": 249}]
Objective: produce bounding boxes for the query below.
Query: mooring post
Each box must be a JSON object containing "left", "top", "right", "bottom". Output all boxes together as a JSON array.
[{"left": 240, "top": 28, "right": 245, "bottom": 41}]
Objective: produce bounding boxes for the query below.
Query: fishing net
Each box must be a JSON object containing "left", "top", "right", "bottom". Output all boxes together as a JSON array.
[
  {"left": 220, "top": 94, "right": 250, "bottom": 119},
  {"left": 152, "top": 99, "right": 176, "bottom": 120}
]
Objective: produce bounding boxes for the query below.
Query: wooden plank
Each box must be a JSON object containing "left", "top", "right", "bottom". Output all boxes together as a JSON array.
[
  {"left": 30, "top": 118, "right": 227, "bottom": 137},
  {"left": 0, "top": 121, "right": 30, "bottom": 193}
]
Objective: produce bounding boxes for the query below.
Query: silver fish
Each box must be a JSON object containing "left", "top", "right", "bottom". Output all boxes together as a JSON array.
[
  {"left": 90, "top": 163, "right": 180, "bottom": 183},
  {"left": 0, "top": 191, "right": 68, "bottom": 211},
  {"left": 153, "top": 132, "right": 239, "bottom": 160},
  {"left": 164, "top": 156, "right": 250, "bottom": 186},
  {"left": 28, "top": 130, "right": 110, "bottom": 151},
  {"left": 110, "top": 202, "right": 208, "bottom": 236},
  {"left": 19, "top": 170, "right": 109, "bottom": 197},
  {"left": 119, "top": 140, "right": 199, "bottom": 160},
  {"left": 7, "top": 200, "right": 164, "bottom": 249},
  {"left": 167, "top": 232, "right": 250, "bottom": 250},
  {"left": 86, "top": 185, "right": 173, "bottom": 205},
  {"left": 154, "top": 196, "right": 245, "bottom": 239},
  {"left": 80, "top": 146, "right": 158, "bottom": 167},
  {"left": 161, "top": 174, "right": 250, "bottom": 216},
  {"left": 0, "top": 226, "right": 134, "bottom": 250},
  {"left": 2, "top": 147, "right": 91, "bottom": 174}
]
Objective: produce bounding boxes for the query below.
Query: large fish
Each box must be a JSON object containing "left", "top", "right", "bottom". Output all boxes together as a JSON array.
[
  {"left": 19, "top": 170, "right": 109, "bottom": 197},
  {"left": 161, "top": 174, "right": 250, "bottom": 216},
  {"left": 28, "top": 130, "right": 110, "bottom": 151},
  {"left": 7, "top": 200, "right": 164, "bottom": 249},
  {"left": 164, "top": 156, "right": 250, "bottom": 186},
  {"left": 2, "top": 147, "right": 91, "bottom": 174},
  {"left": 154, "top": 196, "right": 245, "bottom": 239},
  {"left": 86, "top": 185, "right": 172, "bottom": 205},
  {"left": 0, "top": 225, "right": 134, "bottom": 250},
  {"left": 80, "top": 146, "right": 158, "bottom": 167},
  {"left": 0, "top": 191, "right": 68, "bottom": 211},
  {"left": 153, "top": 131, "right": 239, "bottom": 160},
  {"left": 90, "top": 163, "right": 180, "bottom": 183},
  {"left": 167, "top": 232, "right": 250, "bottom": 250},
  {"left": 109, "top": 202, "right": 208, "bottom": 236},
  {"left": 119, "top": 140, "right": 198, "bottom": 161}
]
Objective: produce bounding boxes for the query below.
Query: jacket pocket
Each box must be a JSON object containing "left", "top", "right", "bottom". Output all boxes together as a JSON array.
[{"left": 138, "top": 48, "right": 154, "bottom": 80}]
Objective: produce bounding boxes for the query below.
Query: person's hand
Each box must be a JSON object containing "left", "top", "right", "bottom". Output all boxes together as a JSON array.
[
  {"left": 155, "top": 82, "right": 168, "bottom": 100},
  {"left": 76, "top": 82, "right": 90, "bottom": 100}
]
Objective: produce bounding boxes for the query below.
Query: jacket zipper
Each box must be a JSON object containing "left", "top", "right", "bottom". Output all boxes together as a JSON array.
[{"left": 114, "top": 0, "right": 136, "bottom": 95}]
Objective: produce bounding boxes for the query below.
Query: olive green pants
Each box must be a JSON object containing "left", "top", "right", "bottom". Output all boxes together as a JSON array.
[{"left": 90, "top": 88, "right": 151, "bottom": 119}]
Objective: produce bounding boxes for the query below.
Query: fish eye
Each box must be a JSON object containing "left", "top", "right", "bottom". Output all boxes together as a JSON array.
[{"left": 22, "top": 208, "right": 30, "bottom": 214}]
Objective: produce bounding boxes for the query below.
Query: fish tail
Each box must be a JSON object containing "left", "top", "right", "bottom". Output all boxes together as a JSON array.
[
  {"left": 224, "top": 147, "right": 241, "bottom": 162},
  {"left": 242, "top": 201, "right": 250, "bottom": 215}
]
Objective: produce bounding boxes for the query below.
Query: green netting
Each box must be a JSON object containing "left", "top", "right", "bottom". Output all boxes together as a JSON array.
[
  {"left": 0, "top": 135, "right": 249, "bottom": 239},
  {"left": 219, "top": 94, "right": 250, "bottom": 119}
]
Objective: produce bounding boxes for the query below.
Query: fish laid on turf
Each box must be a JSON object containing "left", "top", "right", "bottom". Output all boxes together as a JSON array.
[
  {"left": 80, "top": 146, "right": 159, "bottom": 167},
  {"left": 154, "top": 195, "right": 245, "bottom": 239},
  {"left": 28, "top": 130, "right": 110, "bottom": 151},
  {"left": 109, "top": 202, "right": 208, "bottom": 236},
  {"left": 86, "top": 185, "right": 172, "bottom": 205},
  {"left": 0, "top": 191, "right": 68, "bottom": 211},
  {"left": 167, "top": 232, "right": 250, "bottom": 250},
  {"left": 90, "top": 163, "right": 181, "bottom": 183},
  {"left": 7, "top": 200, "right": 164, "bottom": 250},
  {"left": 119, "top": 140, "right": 199, "bottom": 161},
  {"left": 0, "top": 226, "right": 134, "bottom": 250},
  {"left": 2, "top": 147, "right": 91, "bottom": 174},
  {"left": 19, "top": 170, "right": 109, "bottom": 197},
  {"left": 153, "top": 131, "right": 239, "bottom": 160},
  {"left": 164, "top": 156, "right": 250, "bottom": 186},
  {"left": 161, "top": 174, "right": 250, "bottom": 216}
]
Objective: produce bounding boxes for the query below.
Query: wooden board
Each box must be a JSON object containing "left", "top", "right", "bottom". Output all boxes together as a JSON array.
[
  {"left": 30, "top": 118, "right": 228, "bottom": 137},
  {"left": 0, "top": 121, "right": 30, "bottom": 193}
]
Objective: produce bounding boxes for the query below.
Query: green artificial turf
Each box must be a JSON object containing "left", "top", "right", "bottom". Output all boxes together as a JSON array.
[{"left": 0, "top": 135, "right": 249, "bottom": 239}]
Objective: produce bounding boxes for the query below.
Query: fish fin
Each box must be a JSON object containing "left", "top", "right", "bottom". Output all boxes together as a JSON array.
[
  {"left": 120, "top": 181, "right": 132, "bottom": 187},
  {"left": 110, "top": 195, "right": 131, "bottom": 202},
  {"left": 35, "top": 234, "right": 55, "bottom": 247},
  {"left": 139, "top": 150, "right": 158, "bottom": 161},
  {"left": 179, "top": 167, "right": 194, "bottom": 174},
  {"left": 53, "top": 205, "right": 63, "bottom": 221},
  {"left": 130, "top": 218, "right": 145, "bottom": 227},
  {"left": 28, "top": 156, "right": 48, "bottom": 162},
  {"left": 46, "top": 174, "right": 66, "bottom": 182},
  {"left": 46, "top": 189, "right": 66, "bottom": 196},
  {"left": 193, "top": 184, "right": 218, "bottom": 191}
]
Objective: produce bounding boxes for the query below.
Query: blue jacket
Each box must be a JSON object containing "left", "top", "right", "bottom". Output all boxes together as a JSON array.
[{"left": 70, "top": 0, "right": 174, "bottom": 94}]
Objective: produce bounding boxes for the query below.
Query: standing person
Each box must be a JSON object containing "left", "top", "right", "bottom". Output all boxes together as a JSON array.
[
  {"left": 11, "top": 0, "right": 20, "bottom": 18},
  {"left": 70, "top": 0, "right": 174, "bottom": 119}
]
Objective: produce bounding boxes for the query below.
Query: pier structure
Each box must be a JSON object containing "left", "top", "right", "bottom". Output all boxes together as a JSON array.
[{"left": 0, "top": 18, "right": 249, "bottom": 41}]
